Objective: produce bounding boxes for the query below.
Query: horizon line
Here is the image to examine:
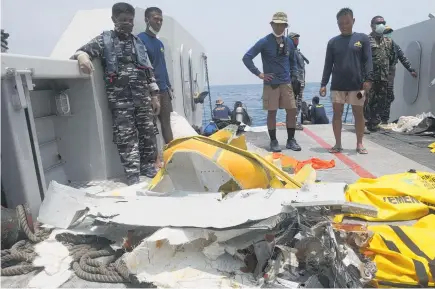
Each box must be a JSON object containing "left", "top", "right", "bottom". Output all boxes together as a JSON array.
[{"left": 210, "top": 82, "right": 323, "bottom": 87}]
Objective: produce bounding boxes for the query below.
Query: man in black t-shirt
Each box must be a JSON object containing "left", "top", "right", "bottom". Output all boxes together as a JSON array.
[{"left": 319, "top": 8, "right": 373, "bottom": 155}]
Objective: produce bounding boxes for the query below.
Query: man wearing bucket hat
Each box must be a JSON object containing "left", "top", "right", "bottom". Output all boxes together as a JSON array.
[
  {"left": 242, "top": 12, "right": 301, "bottom": 152},
  {"left": 381, "top": 26, "right": 417, "bottom": 124},
  {"left": 289, "top": 32, "right": 309, "bottom": 130},
  {"left": 212, "top": 98, "right": 232, "bottom": 121}
]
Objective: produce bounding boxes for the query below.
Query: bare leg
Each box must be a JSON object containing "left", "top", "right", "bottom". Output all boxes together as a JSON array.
[
  {"left": 352, "top": 104, "right": 365, "bottom": 150},
  {"left": 158, "top": 91, "right": 174, "bottom": 144},
  {"left": 285, "top": 108, "right": 297, "bottom": 129},
  {"left": 332, "top": 103, "right": 344, "bottom": 148}
]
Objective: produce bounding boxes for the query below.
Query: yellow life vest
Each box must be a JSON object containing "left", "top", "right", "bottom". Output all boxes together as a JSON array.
[
  {"left": 335, "top": 171, "right": 435, "bottom": 222},
  {"left": 366, "top": 214, "right": 435, "bottom": 288}
]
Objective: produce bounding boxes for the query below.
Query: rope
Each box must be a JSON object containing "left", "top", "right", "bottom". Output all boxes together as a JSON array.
[
  {"left": 202, "top": 53, "right": 213, "bottom": 124},
  {"left": 54, "top": 232, "right": 134, "bottom": 284},
  {"left": 1, "top": 205, "right": 52, "bottom": 276},
  {"left": 1, "top": 208, "right": 147, "bottom": 285}
]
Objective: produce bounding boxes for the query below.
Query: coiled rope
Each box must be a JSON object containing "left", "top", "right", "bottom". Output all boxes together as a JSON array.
[
  {"left": 1, "top": 205, "right": 52, "bottom": 276},
  {"left": 1, "top": 207, "right": 152, "bottom": 286}
]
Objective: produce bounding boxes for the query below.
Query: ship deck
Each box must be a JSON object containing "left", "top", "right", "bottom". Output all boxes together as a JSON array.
[
  {"left": 2, "top": 124, "right": 434, "bottom": 288},
  {"left": 245, "top": 124, "right": 434, "bottom": 183}
]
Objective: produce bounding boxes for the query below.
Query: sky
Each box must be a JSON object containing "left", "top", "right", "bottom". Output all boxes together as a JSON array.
[{"left": 1, "top": 0, "right": 434, "bottom": 85}]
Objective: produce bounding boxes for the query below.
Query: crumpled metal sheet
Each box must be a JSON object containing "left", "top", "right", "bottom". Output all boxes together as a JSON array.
[{"left": 38, "top": 181, "right": 348, "bottom": 230}]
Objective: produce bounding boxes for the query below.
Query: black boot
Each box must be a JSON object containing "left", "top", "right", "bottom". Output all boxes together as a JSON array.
[
  {"left": 270, "top": 140, "right": 281, "bottom": 152},
  {"left": 286, "top": 138, "right": 301, "bottom": 151}
]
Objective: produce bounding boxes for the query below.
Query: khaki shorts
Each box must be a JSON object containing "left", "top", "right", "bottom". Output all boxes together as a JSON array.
[
  {"left": 263, "top": 84, "right": 296, "bottom": 110},
  {"left": 331, "top": 90, "right": 366, "bottom": 106}
]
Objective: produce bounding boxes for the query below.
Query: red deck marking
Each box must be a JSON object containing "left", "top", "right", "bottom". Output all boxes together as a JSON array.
[{"left": 302, "top": 127, "right": 376, "bottom": 179}]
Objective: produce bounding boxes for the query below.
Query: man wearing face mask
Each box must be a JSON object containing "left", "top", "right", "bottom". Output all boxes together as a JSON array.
[
  {"left": 365, "top": 16, "right": 394, "bottom": 132},
  {"left": 289, "top": 32, "right": 309, "bottom": 130},
  {"left": 72, "top": 2, "right": 160, "bottom": 185},
  {"left": 381, "top": 26, "right": 417, "bottom": 124},
  {"left": 243, "top": 12, "right": 301, "bottom": 152},
  {"left": 137, "top": 7, "right": 174, "bottom": 144}
]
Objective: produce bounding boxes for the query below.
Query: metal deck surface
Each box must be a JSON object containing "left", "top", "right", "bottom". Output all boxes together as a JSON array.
[
  {"left": 2, "top": 124, "right": 433, "bottom": 288},
  {"left": 245, "top": 124, "right": 434, "bottom": 184}
]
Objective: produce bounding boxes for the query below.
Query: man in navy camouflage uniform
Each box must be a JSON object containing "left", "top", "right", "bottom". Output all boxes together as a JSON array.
[
  {"left": 72, "top": 2, "right": 160, "bottom": 185},
  {"left": 289, "top": 32, "right": 309, "bottom": 130},
  {"left": 1, "top": 29, "right": 9, "bottom": 53},
  {"left": 365, "top": 16, "right": 395, "bottom": 132},
  {"left": 382, "top": 26, "right": 418, "bottom": 124}
]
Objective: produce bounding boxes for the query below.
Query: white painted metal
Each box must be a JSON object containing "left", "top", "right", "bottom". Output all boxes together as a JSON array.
[
  {"left": 50, "top": 7, "right": 206, "bottom": 128},
  {"left": 389, "top": 18, "right": 435, "bottom": 120}
]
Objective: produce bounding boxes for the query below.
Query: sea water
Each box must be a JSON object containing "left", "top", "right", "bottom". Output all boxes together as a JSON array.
[{"left": 204, "top": 83, "right": 355, "bottom": 126}]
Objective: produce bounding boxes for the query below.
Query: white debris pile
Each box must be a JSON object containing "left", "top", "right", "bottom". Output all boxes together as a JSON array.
[
  {"left": 22, "top": 179, "right": 379, "bottom": 288},
  {"left": 389, "top": 112, "right": 435, "bottom": 133}
]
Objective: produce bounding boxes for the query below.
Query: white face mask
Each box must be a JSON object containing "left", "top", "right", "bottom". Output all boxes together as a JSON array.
[
  {"left": 272, "top": 31, "right": 285, "bottom": 37},
  {"left": 146, "top": 20, "right": 160, "bottom": 35},
  {"left": 375, "top": 24, "right": 386, "bottom": 34}
]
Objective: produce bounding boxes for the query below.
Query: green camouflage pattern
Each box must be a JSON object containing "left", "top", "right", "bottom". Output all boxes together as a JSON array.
[
  {"left": 365, "top": 80, "right": 388, "bottom": 128},
  {"left": 368, "top": 33, "right": 394, "bottom": 82}
]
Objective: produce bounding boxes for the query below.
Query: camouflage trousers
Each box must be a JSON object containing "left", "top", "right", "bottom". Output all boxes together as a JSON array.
[
  {"left": 112, "top": 106, "right": 157, "bottom": 182},
  {"left": 364, "top": 81, "right": 388, "bottom": 129},
  {"left": 381, "top": 67, "right": 396, "bottom": 123},
  {"left": 293, "top": 81, "right": 305, "bottom": 122}
]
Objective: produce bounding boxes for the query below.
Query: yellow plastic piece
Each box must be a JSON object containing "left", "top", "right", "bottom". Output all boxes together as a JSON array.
[
  {"left": 149, "top": 135, "right": 303, "bottom": 191},
  {"left": 367, "top": 214, "right": 435, "bottom": 287},
  {"left": 293, "top": 164, "right": 317, "bottom": 184},
  {"left": 335, "top": 171, "right": 435, "bottom": 222}
]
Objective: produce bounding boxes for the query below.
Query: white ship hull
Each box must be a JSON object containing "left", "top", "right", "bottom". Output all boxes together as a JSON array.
[
  {"left": 388, "top": 17, "right": 435, "bottom": 120},
  {"left": 1, "top": 7, "right": 207, "bottom": 217}
]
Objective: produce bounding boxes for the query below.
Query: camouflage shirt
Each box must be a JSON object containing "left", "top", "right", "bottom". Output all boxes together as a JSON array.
[
  {"left": 391, "top": 40, "right": 414, "bottom": 72},
  {"left": 294, "top": 48, "right": 306, "bottom": 83},
  {"left": 76, "top": 31, "right": 158, "bottom": 107},
  {"left": 369, "top": 32, "right": 394, "bottom": 82}
]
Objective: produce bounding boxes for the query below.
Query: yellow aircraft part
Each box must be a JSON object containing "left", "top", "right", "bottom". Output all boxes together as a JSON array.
[
  {"left": 366, "top": 214, "right": 435, "bottom": 288},
  {"left": 335, "top": 171, "right": 435, "bottom": 222},
  {"left": 149, "top": 135, "right": 302, "bottom": 190}
]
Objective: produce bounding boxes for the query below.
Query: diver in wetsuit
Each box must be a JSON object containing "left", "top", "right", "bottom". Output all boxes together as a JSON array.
[
  {"left": 231, "top": 101, "right": 252, "bottom": 126},
  {"left": 310, "top": 96, "right": 329, "bottom": 124}
]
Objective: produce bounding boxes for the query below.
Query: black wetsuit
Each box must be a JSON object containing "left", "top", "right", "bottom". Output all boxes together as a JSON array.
[{"left": 310, "top": 104, "right": 329, "bottom": 124}]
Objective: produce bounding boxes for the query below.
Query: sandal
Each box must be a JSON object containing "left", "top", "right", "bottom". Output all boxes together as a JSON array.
[
  {"left": 356, "top": 147, "right": 368, "bottom": 154},
  {"left": 329, "top": 146, "right": 343, "bottom": 153}
]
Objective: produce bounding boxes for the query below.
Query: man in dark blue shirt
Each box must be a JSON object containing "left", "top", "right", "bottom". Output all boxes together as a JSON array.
[
  {"left": 319, "top": 8, "right": 373, "bottom": 155},
  {"left": 138, "top": 7, "right": 173, "bottom": 144},
  {"left": 212, "top": 98, "right": 232, "bottom": 120},
  {"left": 242, "top": 12, "right": 301, "bottom": 152}
]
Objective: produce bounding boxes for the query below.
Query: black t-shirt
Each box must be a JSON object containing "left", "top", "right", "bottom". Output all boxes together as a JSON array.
[{"left": 321, "top": 33, "right": 373, "bottom": 91}]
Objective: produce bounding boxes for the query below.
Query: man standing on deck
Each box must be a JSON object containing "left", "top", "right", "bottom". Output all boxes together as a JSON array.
[
  {"left": 319, "top": 8, "right": 373, "bottom": 154},
  {"left": 242, "top": 12, "right": 301, "bottom": 152},
  {"left": 72, "top": 2, "right": 160, "bottom": 185},
  {"left": 289, "top": 32, "right": 309, "bottom": 131},
  {"left": 137, "top": 7, "right": 174, "bottom": 144},
  {"left": 381, "top": 26, "right": 417, "bottom": 124},
  {"left": 365, "top": 16, "right": 395, "bottom": 132}
]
